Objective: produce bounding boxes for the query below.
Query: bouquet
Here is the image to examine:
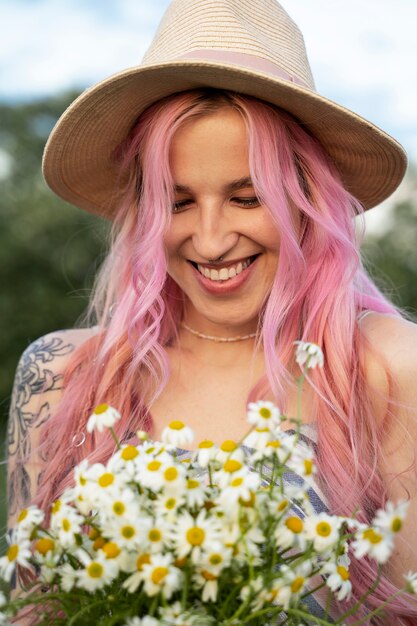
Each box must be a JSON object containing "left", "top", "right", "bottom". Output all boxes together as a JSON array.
[{"left": 1, "top": 342, "right": 415, "bottom": 625}]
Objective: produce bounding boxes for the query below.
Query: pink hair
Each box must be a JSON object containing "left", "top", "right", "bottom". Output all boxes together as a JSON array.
[{"left": 34, "top": 90, "right": 416, "bottom": 623}]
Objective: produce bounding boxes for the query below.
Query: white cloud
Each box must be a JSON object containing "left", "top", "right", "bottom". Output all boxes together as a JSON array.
[{"left": 0, "top": 0, "right": 416, "bottom": 161}]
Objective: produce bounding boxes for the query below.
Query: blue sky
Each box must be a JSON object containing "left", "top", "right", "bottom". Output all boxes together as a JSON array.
[
  {"left": 1, "top": 0, "right": 416, "bottom": 162},
  {"left": 1, "top": 0, "right": 416, "bottom": 176}
]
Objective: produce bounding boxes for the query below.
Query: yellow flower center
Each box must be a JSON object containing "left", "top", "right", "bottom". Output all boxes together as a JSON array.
[
  {"left": 121, "top": 445, "right": 139, "bottom": 461},
  {"left": 291, "top": 576, "right": 304, "bottom": 593},
  {"left": 277, "top": 499, "right": 289, "bottom": 512},
  {"left": 102, "top": 542, "right": 121, "bottom": 559},
  {"left": 198, "top": 440, "right": 214, "bottom": 449},
  {"left": 149, "top": 529, "right": 162, "bottom": 542},
  {"left": 169, "top": 420, "right": 185, "bottom": 430},
  {"left": 337, "top": 565, "right": 350, "bottom": 581},
  {"left": 113, "top": 501, "right": 125, "bottom": 516},
  {"left": 303, "top": 459, "right": 314, "bottom": 475},
  {"left": 51, "top": 500, "right": 61, "bottom": 515},
  {"left": 94, "top": 403, "right": 109, "bottom": 414},
  {"left": 259, "top": 407, "right": 272, "bottom": 419},
  {"left": 186, "top": 526, "right": 205, "bottom": 546},
  {"left": 363, "top": 528, "right": 383, "bottom": 544},
  {"left": 89, "top": 528, "right": 100, "bottom": 540},
  {"left": 202, "top": 569, "right": 217, "bottom": 581},
  {"left": 35, "top": 538, "right": 55, "bottom": 556},
  {"left": 285, "top": 516, "right": 303, "bottom": 533},
  {"left": 231, "top": 477, "right": 244, "bottom": 487},
  {"left": 267, "top": 440, "right": 282, "bottom": 448},
  {"left": 316, "top": 521, "right": 332, "bottom": 537},
  {"left": 220, "top": 440, "right": 237, "bottom": 452},
  {"left": 391, "top": 517, "right": 402, "bottom": 533},
  {"left": 165, "top": 498, "right": 177, "bottom": 509},
  {"left": 121, "top": 525, "right": 135, "bottom": 539},
  {"left": 7, "top": 545, "right": 18, "bottom": 562},
  {"left": 223, "top": 459, "right": 242, "bottom": 473},
  {"left": 164, "top": 467, "right": 178, "bottom": 481},
  {"left": 187, "top": 479, "right": 200, "bottom": 490},
  {"left": 62, "top": 518, "right": 71, "bottom": 532},
  {"left": 87, "top": 562, "right": 104, "bottom": 578},
  {"left": 93, "top": 537, "right": 106, "bottom": 550},
  {"left": 98, "top": 473, "right": 115, "bottom": 487},
  {"left": 147, "top": 460, "right": 162, "bottom": 471},
  {"left": 79, "top": 476, "right": 87, "bottom": 486},
  {"left": 136, "top": 553, "right": 151, "bottom": 571},
  {"left": 151, "top": 566, "right": 169, "bottom": 585},
  {"left": 209, "top": 553, "right": 222, "bottom": 565},
  {"left": 17, "top": 509, "right": 28, "bottom": 523}
]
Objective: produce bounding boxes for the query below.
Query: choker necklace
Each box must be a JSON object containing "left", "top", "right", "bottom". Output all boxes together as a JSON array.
[{"left": 181, "top": 322, "right": 257, "bottom": 343}]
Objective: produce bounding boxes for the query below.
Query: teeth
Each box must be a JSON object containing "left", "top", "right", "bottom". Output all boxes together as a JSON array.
[{"left": 196, "top": 257, "right": 254, "bottom": 281}]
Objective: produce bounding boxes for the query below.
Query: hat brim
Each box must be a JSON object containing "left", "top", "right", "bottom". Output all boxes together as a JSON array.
[{"left": 42, "top": 60, "right": 407, "bottom": 217}]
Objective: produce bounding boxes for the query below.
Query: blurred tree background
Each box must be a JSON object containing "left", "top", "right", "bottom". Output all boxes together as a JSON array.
[{"left": 0, "top": 93, "right": 416, "bottom": 549}]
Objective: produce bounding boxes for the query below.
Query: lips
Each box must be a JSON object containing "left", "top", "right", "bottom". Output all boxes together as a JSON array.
[{"left": 190, "top": 255, "right": 259, "bottom": 283}]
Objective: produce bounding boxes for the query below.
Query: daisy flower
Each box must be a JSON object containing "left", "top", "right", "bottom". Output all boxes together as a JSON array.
[
  {"left": 171, "top": 510, "right": 222, "bottom": 563},
  {"left": 59, "top": 562, "right": 79, "bottom": 592},
  {"left": 160, "top": 462, "right": 186, "bottom": 493},
  {"left": 154, "top": 493, "right": 184, "bottom": 519},
  {"left": 125, "top": 617, "right": 160, "bottom": 626},
  {"left": 76, "top": 551, "right": 118, "bottom": 592},
  {"left": 243, "top": 427, "right": 274, "bottom": 449},
  {"left": 251, "top": 433, "right": 297, "bottom": 464},
  {"left": 184, "top": 478, "right": 208, "bottom": 508},
  {"left": 214, "top": 458, "right": 248, "bottom": 489},
  {"left": 217, "top": 473, "right": 260, "bottom": 515},
  {"left": 86, "top": 403, "right": 121, "bottom": 433},
  {"left": 106, "top": 517, "right": 147, "bottom": 551},
  {"left": 194, "top": 440, "right": 218, "bottom": 468},
  {"left": 215, "top": 440, "right": 245, "bottom": 464},
  {"left": 247, "top": 400, "right": 281, "bottom": 431},
  {"left": 321, "top": 560, "right": 352, "bottom": 601},
  {"left": 15, "top": 505, "right": 44, "bottom": 538},
  {"left": 161, "top": 420, "right": 194, "bottom": 448},
  {"left": 404, "top": 571, "right": 417, "bottom": 594},
  {"left": 287, "top": 444, "right": 316, "bottom": 479},
  {"left": 294, "top": 341, "right": 324, "bottom": 369},
  {"left": 136, "top": 456, "right": 173, "bottom": 491},
  {"left": 50, "top": 504, "right": 83, "bottom": 549},
  {"left": 372, "top": 500, "right": 409, "bottom": 534},
  {"left": 304, "top": 512, "right": 343, "bottom": 552},
  {"left": 352, "top": 525, "right": 394, "bottom": 564},
  {"left": 98, "top": 488, "right": 140, "bottom": 524},
  {"left": 0, "top": 530, "right": 31, "bottom": 582},
  {"left": 138, "top": 553, "right": 182, "bottom": 599},
  {"left": 275, "top": 514, "right": 307, "bottom": 551}
]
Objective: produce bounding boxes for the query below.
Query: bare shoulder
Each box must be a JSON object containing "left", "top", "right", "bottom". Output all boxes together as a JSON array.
[
  {"left": 7, "top": 327, "right": 97, "bottom": 522},
  {"left": 359, "top": 312, "right": 417, "bottom": 388}
]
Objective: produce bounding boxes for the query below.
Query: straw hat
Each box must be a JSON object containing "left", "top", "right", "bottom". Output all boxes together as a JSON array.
[{"left": 42, "top": 0, "right": 407, "bottom": 218}]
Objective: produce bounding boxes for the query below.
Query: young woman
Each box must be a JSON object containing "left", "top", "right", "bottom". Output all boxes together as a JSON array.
[{"left": 7, "top": 0, "right": 417, "bottom": 622}]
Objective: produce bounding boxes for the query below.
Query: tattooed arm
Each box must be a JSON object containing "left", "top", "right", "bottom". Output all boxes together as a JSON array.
[{"left": 7, "top": 328, "right": 94, "bottom": 528}]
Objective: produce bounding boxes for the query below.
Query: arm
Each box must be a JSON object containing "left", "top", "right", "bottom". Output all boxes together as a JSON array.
[{"left": 360, "top": 314, "right": 417, "bottom": 588}]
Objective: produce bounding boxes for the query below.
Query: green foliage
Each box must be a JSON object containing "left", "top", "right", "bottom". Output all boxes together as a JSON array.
[{"left": 0, "top": 93, "right": 109, "bottom": 424}]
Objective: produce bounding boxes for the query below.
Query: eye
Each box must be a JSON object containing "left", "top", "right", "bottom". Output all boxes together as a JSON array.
[
  {"left": 172, "top": 199, "right": 193, "bottom": 213},
  {"left": 232, "top": 196, "right": 260, "bottom": 208}
]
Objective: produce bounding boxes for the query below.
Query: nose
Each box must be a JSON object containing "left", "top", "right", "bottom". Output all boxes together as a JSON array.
[{"left": 191, "top": 202, "right": 239, "bottom": 261}]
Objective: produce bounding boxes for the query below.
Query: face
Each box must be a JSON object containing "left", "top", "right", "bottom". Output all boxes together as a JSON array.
[{"left": 165, "top": 108, "right": 281, "bottom": 335}]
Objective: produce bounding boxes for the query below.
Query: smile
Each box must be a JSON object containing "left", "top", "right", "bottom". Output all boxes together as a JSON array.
[{"left": 191, "top": 255, "right": 259, "bottom": 282}]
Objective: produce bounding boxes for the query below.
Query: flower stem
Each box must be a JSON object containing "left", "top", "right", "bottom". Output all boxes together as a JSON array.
[{"left": 109, "top": 427, "right": 121, "bottom": 450}]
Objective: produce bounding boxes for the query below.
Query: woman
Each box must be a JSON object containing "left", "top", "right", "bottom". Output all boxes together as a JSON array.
[{"left": 7, "top": 0, "right": 417, "bottom": 622}]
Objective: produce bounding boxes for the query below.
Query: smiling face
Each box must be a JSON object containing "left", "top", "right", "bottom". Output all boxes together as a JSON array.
[{"left": 165, "top": 107, "right": 282, "bottom": 335}]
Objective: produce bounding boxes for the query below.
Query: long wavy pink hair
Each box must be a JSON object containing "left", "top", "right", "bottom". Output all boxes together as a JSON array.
[{"left": 34, "top": 90, "right": 416, "bottom": 623}]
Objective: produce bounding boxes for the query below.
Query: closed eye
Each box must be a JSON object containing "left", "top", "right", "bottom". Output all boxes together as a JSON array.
[
  {"left": 232, "top": 197, "right": 260, "bottom": 208},
  {"left": 172, "top": 199, "right": 193, "bottom": 213}
]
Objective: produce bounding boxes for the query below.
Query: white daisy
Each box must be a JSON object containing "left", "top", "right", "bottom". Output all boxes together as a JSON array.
[
  {"left": 215, "top": 440, "right": 245, "bottom": 464},
  {"left": 294, "top": 341, "right": 324, "bottom": 369},
  {"left": 154, "top": 493, "right": 184, "bottom": 520},
  {"left": 217, "top": 473, "right": 260, "bottom": 515},
  {"left": 352, "top": 525, "right": 394, "bottom": 564},
  {"left": 321, "top": 561, "right": 352, "bottom": 601},
  {"left": 138, "top": 553, "right": 182, "bottom": 599},
  {"left": 86, "top": 403, "right": 121, "bottom": 433},
  {"left": 246, "top": 401, "right": 281, "bottom": 431},
  {"left": 214, "top": 458, "right": 248, "bottom": 489},
  {"left": 15, "top": 505, "right": 44, "bottom": 538},
  {"left": 404, "top": 571, "right": 417, "bottom": 594},
  {"left": 193, "top": 440, "right": 218, "bottom": 468},
  {"left": 251, "top": 433, "right": 297, "bottom": 464},
  {"left": 99, "top": 488, "right": 140, "bottom": 524},
  {"left": 0, "top": 530, "right": 32, "bottom": 583},
  {"left": 106, "top": 517, "right": 148, "bottom": 551},
  {"left": 172, "top": 510, "right": 222, "bottom": 563},
  {"left": 372, "top": 500, "right": 409, "bottom": 534},
  {"left": 161, "top": 420, "right": 194, "bottom": 448},
  {"left": 76, "top": 551, "right": 118, "bottom": 592},
  {"left": 275, "top": 514, "right": 307, "bottom": 551},
  {"left": 287, "top": 444, "right": 316, "bottom": 479},
  {"left": 59, "top": 562, "right": 79, "bottom": 592},
  {"left": 124, "top": 617, "right": 160, "bottom": 626},
  {"left": 50, "top": 503, "right": 83, "bottom": 549},
  {"left": 304, "top": 512, "right": 343, "bottom": 552},
  {"left": 243, "top": 427, "right": 274, "bottom": 449},
  {"left": 160, "top": 462, "right": 186, "bottom": 493},
  {"left": 184, "top": 477, "right": 208, "bottom": 509}
]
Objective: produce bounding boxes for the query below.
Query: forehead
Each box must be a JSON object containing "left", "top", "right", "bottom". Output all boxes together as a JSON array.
[{"left": 169, "top": 108, "right": 252, "bottom": 190}]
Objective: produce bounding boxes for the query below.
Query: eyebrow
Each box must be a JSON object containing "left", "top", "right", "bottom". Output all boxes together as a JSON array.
[{"left": 173, "top": 176, "right": 254, "bottom": 194}]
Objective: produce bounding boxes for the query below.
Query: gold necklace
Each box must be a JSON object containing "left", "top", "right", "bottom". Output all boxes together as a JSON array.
[{"left": 181, "top": 322, "right": 257, "bottom": 343}]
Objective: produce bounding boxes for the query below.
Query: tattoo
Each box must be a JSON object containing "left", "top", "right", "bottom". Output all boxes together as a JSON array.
[{"left": 7, "top": 334, "right": 74, "bottom": 516}]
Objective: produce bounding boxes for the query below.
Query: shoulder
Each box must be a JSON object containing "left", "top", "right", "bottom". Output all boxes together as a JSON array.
[
  {"left": 7, "top": 328, "right": 98, "bottom": 520},
  {"left": 358, "top": 312, "right": 417, "bottom": 391}
]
